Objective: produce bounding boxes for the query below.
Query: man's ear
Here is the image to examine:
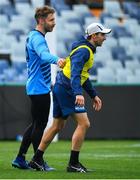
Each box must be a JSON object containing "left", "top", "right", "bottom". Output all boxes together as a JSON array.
[
  {"left": 92, "top": 34, "right": 96, "bottom": 38},
  {"left": 39, "top": 18, "right": 44, "bottom": 25},
  {"left": 91, "top": 34, "right": 96, "bottom": 40}
]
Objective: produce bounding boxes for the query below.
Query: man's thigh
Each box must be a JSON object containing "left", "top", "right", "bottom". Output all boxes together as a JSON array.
[{"left": 72, "top": 113, "right": 90, "bottom": 126}]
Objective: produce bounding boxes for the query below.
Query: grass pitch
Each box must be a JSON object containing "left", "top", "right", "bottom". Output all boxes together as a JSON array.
[{"left": 0, "top": 140, "right": 140, "bottom": 179}]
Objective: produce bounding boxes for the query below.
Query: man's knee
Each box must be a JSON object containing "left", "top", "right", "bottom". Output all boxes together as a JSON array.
[
  {"left": 84, "top": 121, "right": 90, "bottom": 129},
  {"left": 78, "top": 120, "right": 90, "bottom": 130},
  {"left": 53, "top": 125, "right": 63, "bottom": 132},
  {"left": 74, "top": 113, "right": 90, "bottom": 129},
  {"left": 52, "top": 120, "right": 65, "bottom": 133}
]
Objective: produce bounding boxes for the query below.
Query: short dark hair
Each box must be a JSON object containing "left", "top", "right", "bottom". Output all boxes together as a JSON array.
[{"left": 35, "top": 5, "right": 55, "bottom": 24}]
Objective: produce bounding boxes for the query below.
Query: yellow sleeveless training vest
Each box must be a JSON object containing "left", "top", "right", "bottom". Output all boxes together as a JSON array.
[{"left": 63, "top": 45, "right": 94, "bottom": 85}]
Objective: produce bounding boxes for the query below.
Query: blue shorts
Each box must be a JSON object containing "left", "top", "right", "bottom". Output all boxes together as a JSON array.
[{"left": 53, "top": 83, "right": 86, "bottom": 119}]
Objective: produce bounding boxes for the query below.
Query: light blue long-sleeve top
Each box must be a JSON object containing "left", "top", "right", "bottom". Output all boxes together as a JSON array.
[{"left": 26, "top": 30, "right": 59, "bottom": 95}]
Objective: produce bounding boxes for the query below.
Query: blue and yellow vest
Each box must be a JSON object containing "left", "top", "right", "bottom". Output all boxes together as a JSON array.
[{"left": 63, "top": 45, "right": 94, "bottom": 85}]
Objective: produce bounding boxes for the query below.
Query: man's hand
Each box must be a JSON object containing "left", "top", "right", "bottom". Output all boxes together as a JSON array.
[
  {"left": 93, "top": 96, "right": 102, "bottom": 111},
  {"left": 75, "top": 95, "right": 85, "bottom": 106},
  {"left": 57, "top": 58, "right": 66, "bottom": 68}
]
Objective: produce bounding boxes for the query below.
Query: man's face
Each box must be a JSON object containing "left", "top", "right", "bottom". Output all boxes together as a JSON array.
[
  {"left": 93, "top": 33, "right": 107, "bottom": 47},
  {"left": 42, "top": 13, "right": 56, "bottom": 33}
]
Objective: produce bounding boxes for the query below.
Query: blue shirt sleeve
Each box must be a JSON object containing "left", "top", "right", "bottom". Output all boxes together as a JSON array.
[
  {"left": 32, "top": 33, "right": 59, "bottom": 64},
  {"left": 82, "top": 78, "right": 97, "bottom": 98},
  {"left": 70, "top": 48, "right": 90, "bottom": 96}
]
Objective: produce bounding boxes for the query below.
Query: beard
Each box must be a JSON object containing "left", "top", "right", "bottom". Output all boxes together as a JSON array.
[
  {"left": 44, "top": 24, "right": 54, "bottom": 33},
  {"left": 96, "top": 41, "right": 103, "bottom": 47}
]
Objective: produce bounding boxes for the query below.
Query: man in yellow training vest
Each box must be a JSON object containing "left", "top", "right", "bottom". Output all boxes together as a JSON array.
[{"left": 29, "top": 23, "right": 111, "bottom": 172}]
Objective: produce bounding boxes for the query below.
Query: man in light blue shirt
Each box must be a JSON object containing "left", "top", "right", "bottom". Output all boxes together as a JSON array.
[
  {"left": 12, "top": 5, "right": 65, "bottom": 171},
  {"left": 26, "top": 27, "right": 59, "bottom": 95}
]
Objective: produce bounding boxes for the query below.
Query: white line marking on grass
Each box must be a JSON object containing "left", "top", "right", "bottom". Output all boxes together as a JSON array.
[
  {"left": 131, "top": 143, "right": 140, "bottom": 147},
  {"left": 34, "top": 153, "right": 140, "bottom": 159},
  {"left": 91, "top": 153, "right": 140, "bottom": 159}
]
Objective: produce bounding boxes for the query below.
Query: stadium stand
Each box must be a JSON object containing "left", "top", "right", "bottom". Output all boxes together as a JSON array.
[
  {"left": 97, "top": 67, "right": 116, "bottom": 83},
  {"left": 0, "top": 0, "right": 140, "bottom": 84}
]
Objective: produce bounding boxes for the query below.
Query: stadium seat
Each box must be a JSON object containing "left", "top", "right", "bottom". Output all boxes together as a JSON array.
[
  {"left": 80, "top": 12, "right": 93, "bottom": 25},
  {"left": 61, "top": 10, "right": 78, "bottom": 19},
  {"left": 125, "top": 59, "right": 140, "bottom": 71},
  {"left": 19, "top": 35, "right": 27, "bottom": 43},
  {"left": 0, "top": 15, "right": 9, "bottom": 29},
  {"left": 123, "top": 19, "right": 140, "bottom": 36},
  {"left": 15, "top": 2, "right": 34, "bottom": 16},
  {"left": 118, "top": 37, "right": 135, "bottom": 50},
  {"left": 126, "top": 75, "right": 140, "bottom": 84},
  {"left": 15, "top": 2, "right": 31, "bottom": 9},
  {"left": 123, "top": 18, "right": 138, "bottom": 27},
  {"left": 112, "top": 25, "right": 132, "bottom": 38},
  {"left": 72, "top": 4, "right": 90, "bottom": 16},
  {"left": 127, "top": 45, "right": 140, "bottom": 59},
  {"left": 51, "top": 0, "right": 66, "bottom": 6},
  {"left": 51, "top": 0, "right": 70, "bottom": 15},
  {"left": 84, "top": 16, "right": 101, "bottom": 27},
  {"left": 56, "top": 42, "right": 69, "bottom": 57},
  {"left": 104, "top": 0, "right": 123, "bottom": 18},
  {"left": 0, "top": 35, "right": 18, "bottom": 53},
  {"left": 134, "top": 69, "right": 140, "bottom": 77},
  {"left": 112, "top": 46, "right": 127, "bottom": 61},
  {"left": 60, "top": 11, "right": 83, "bottom": 26},
  {"left": 3, "top": 67, "right": 18, "bottom": 82},
  {"left": 116, "top": 68, "right": 133, "bottom": 83},
  {"left": 105, "top": 60, "right": 123, "bottom": 71},
  {"left": 9, "top": 21, "right": 27, "bottom": 34},
  {"left": 64, "top": 22, "right": 83, "bottom": 37},
  {"left": 122, "top": 1, "right": 140, "bottom": 20},
  {"left": 89, "top": 61, "right": 104, "bottom": 76},
  {"left": 3, "top": 6, "right": 18, "bottom": 21},
  {"left": 104, "top": 17, "right": 119, "bottom": 29},
  {"left": 97, "top": 67, "right": 116, "bottom": 83},
  {"left": 8, "top": 29, "right": 25, "bottom": 42},
  {"left": 55, "top": 5, "right": 71, "bottom": 15},
  {"left": 14, "top": 0, "right": 30, "bottom": 3},
  {"left": 95, "top": 51, "right": 113, "bottom": 63},
  {"left": 122, "top": 1, "right": 134, "bottom": 14},
  {"left": 31, "top": 0, "right": 44, "bottom": 8},
  {"left": 0, "top": 27, "right": 10, "bottom": 35},
  {"left": 0, "top": 74, "right": 5, "bottom": 83},
  {"left": 14, "top": 74, "right": 27, "bottom": 83},
  {"left": 57, "top": 29, "right": 76, "bottom": 42},
  {"left": 134, "top": 32, "right": 140, "bottom": 44},
  {"left": 100, "top": 12, "right": 112, "bottom": 24},
  {"left": 0, "top": 0, "right": 10, "bottom": 5},
  {"left": 0, "top": 59, "right": 10, "bottom": 74},
  {"left": 102, "top": 37, "right": 118, "bottom": 49},
  {"left": 11, "top": 42, "right": 26, "bottom": 62},
  {"left": 12, "top": 61, "right": 27, "bottom": 74},
  {"left": 94, "top": 47, "right": 113, "bottom": 62}
]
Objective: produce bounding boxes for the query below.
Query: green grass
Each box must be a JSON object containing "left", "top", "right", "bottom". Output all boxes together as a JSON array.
[{"left": 0, "top": 140, "right": 140, "bottom": 179}]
